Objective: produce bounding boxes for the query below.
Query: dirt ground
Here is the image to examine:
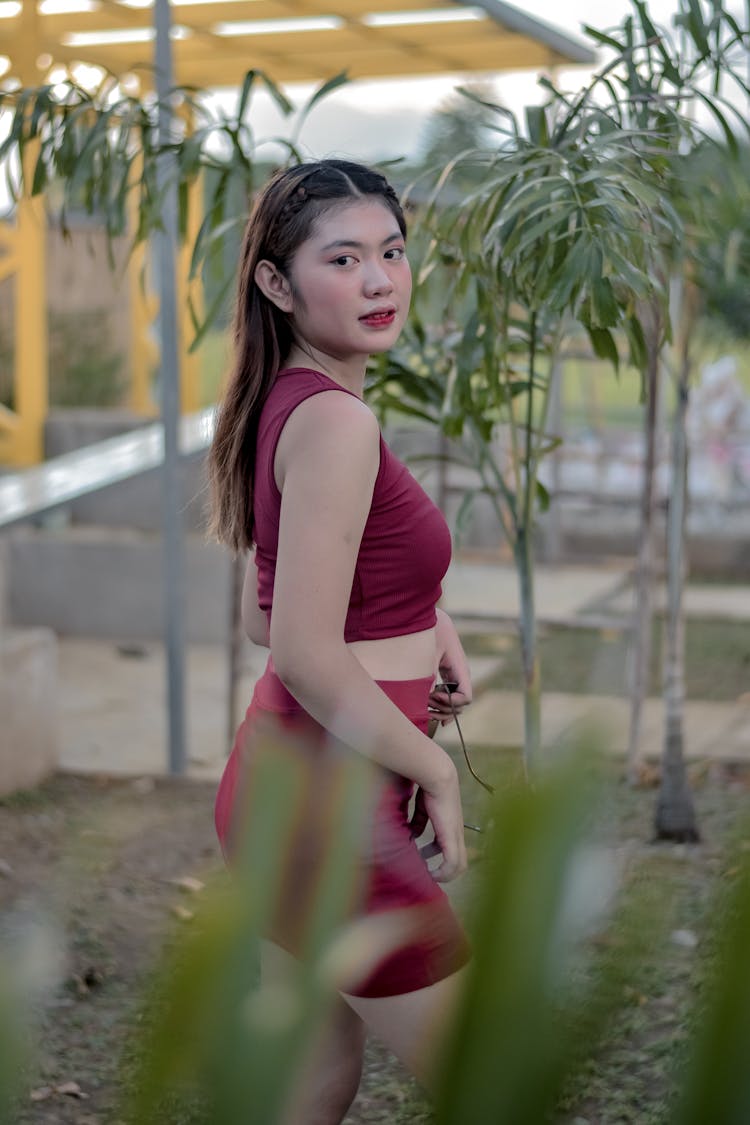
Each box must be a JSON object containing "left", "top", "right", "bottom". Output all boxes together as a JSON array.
[{"left": 0, "top": 772, "right": 429, "bottom": 1125}]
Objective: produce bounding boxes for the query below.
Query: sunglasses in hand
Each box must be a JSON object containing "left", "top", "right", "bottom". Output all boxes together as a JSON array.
[{"left": 434, "top": 681, "right": 495, "bottom": 835}]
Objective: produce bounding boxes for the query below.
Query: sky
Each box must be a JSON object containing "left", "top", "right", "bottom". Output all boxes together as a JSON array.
[{"left": 204, "top": 0, "right": 697, "bottom": 164}]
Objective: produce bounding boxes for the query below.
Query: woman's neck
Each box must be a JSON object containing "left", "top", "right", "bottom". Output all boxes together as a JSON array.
[{"left": 283, "top": 345, "right": 366, "bottom": 398}]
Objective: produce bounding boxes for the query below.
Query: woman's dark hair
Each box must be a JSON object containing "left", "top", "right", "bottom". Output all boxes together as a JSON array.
[{"left": 207, "top": 159, "right": 407, "bottom": 551}]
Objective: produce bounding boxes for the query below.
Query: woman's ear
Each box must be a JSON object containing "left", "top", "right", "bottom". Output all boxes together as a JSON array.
[{"left": 255, "top": 259, "right": 294, "bottom": 313}]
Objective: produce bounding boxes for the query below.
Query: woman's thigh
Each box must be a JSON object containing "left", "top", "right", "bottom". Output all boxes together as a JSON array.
[
  {"left": 341, "top": 965, "right": 469, "bottom": 1090},
  {"left": 261, "top": 942, "right": 367, "bottom": 1123}
]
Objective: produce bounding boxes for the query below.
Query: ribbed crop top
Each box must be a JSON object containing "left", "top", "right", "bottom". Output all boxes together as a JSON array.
[{"left": 252, "top": 367, "right": 452, "bottom": 643}]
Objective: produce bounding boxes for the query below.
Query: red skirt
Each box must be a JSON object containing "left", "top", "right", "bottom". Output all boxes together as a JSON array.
[{"left": 214, "top": 660, "right": 470, "bottom": 998}]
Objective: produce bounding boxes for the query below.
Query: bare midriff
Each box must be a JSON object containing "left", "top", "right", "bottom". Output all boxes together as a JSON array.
[{"left": 347, "top": 625, "right": 437, "bottom": 683}]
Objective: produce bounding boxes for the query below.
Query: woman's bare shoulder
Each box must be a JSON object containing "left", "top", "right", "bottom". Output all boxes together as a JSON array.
[{"left": 277, "top": 389, "right": 380, "bottom": 471}]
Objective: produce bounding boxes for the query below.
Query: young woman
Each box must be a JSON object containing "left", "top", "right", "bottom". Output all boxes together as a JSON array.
[{"left": 209, "top": 159, "right": 473, "bottom": 1124}]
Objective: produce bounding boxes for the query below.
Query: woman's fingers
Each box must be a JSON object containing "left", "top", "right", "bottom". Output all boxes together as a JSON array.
[
  {"left": 428, "top": 686, "right": 471, "bottom": 725},
  {"left": 430, "top": 833, "right": 468, "bottom": 883},
  {"left": 421, "top": 774, "right": 468, "bottom": 883}
]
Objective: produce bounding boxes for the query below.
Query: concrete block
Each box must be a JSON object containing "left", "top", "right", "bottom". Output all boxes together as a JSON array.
[
  {"left": 0, "top": 627, "right": 58, "bottom": 796},
  {"left": 6, "top": 526, "right": 232, "bottom": 643}
]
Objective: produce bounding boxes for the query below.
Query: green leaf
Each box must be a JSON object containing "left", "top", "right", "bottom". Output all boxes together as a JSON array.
[
  {"left": 582, "top": 24, "right": 626, "bottom": 51},
  {"left": 31, "top": 150, "right": 48, "bottom": 195},
  {"left": 236, "top": 69, "right": 257, "bottom": 123},
  {"left": 692, "top": 90, "right": 740, "bottom": 157},
  {"left": 624, "top": 314, "right": 648, "bottom": 372},
  {"left": 454, "top": 487, "right": 478, "bottom": 546},
  {"left": 586, "top": 326, "right": 620, "bottom": 371},
  {"left": 525, "top": 105, "right": 549, "bottom": 147},
  {"left": 536, "top": 479, "right": 551, "bottom": 512},
  {"left": 299, "top": 71, "right": 349, "bottom": 118},
  {"left": 256, "top": 69, "right": 294, "bottom": 117},
  {"left": 684, "top": 0, "right": 712, "bottom": 55},
  {"left": 188, "top": 273, "right": 234, "bottom": 351},
  {"left": 589, "top": 277, "right": 621, "bottom": 329}
]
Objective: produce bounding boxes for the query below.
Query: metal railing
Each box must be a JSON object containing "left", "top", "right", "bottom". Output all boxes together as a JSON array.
[{"left": 0, "top": 408, "right": 215, "bottom": 531}]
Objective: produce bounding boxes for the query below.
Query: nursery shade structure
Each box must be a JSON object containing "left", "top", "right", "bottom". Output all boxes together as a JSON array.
[
  {"left": 0, "top": 1, "right": 593, "bottom": 776},
  {"left": 0, "top": 0, "right": 595, "bottom": 470},
  {"left": 1, "top": 2, "right": 595, "bottom": 91}
]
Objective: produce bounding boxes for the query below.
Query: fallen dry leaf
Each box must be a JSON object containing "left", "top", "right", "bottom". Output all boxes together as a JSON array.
[
  {"left": 171, "top": 904, "right": 194, "bottom": 921},
  {"left": 30, "top": 1081, "right": 88, "bottom": 1101},
  {"left": 171, "top": 875, "right": 205, "bottom": 894},
  {"left": 633, "top": 762, "right": 661, "bottom": 788},
  {"left": 57, "top": 1080, "right": 88, "bottom": 1099}
]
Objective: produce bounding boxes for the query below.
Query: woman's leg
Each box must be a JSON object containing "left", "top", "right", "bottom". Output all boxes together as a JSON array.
[
  {"left": 261, "top": 941, "right": 366, "bottom": 1125},
  {"left": 341, "top": 965, "right": 469, "bottom": 1091}
]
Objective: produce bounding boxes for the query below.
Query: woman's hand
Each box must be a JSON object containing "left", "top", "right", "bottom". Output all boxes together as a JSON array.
[
  {"left": 429, "top": 608, "right": 472, "bottom": 726},
  {"left": 410, "top": 756, "right": 467, "bottom": 883}
]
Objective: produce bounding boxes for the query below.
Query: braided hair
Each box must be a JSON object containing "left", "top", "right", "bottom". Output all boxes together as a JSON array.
[{"left": 207, "top": 160, "right": 407, "bottom": 551}]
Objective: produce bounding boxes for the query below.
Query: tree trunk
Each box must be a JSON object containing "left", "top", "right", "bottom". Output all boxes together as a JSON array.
[
  {"left": 515, "top": 526, "right": 540, "bottom": 777},
  {"left": 626, "top": 303, "right": 662, "bottom": 784},
  {"left": 655, "top": 284, "right": 700, "bottom": 842}
]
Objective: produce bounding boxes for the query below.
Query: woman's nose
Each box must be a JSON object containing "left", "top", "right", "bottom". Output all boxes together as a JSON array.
[{"left": 363, "top": 260, "right": 394, "bottom": 295}]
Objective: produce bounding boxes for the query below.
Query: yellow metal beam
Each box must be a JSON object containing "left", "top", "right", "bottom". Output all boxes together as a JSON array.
[{"left": 1, "top": 0, "right": 49, "bottom": 466}]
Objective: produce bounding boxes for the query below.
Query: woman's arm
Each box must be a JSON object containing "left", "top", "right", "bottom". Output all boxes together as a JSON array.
[
  {"left": 270, "top": 390, "right": 466, "bottom": 883},
  {"left": 241, "top": 552, "right": 270, "bottom": 647},
  {"left": 429, "top": 607, "right": 473, "bottom": 726}
]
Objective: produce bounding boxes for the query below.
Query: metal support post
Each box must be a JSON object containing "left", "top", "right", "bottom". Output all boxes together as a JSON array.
[{"left": 154, "top": 0, "right": 187, "bottom": 774}]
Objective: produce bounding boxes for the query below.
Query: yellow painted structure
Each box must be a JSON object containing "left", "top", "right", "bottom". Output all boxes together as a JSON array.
[
  {"left": 0, "top": 0, "right": 594, "bottom": 464},
  {"left": 0, "top": 0, "right": 49, "bottom": 465}
]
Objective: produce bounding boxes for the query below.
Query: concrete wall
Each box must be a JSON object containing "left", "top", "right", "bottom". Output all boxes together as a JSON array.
[
  {"left": 6, "top": 527, "right": 232, "bottom": 643},
  {"left": 0, "top": 628, "right": 58, "bottom": 796}
]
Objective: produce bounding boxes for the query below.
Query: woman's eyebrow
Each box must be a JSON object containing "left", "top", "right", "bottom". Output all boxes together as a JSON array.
[{"left": 320, "top": 232, "right": 404, "bottom": 252}]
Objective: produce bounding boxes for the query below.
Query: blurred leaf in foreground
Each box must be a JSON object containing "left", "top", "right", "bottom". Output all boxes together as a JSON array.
[
  {"left": 671, "top": 838, "right": 750, "bottom": 1125},
  {"left": 123, "top": 729, "right": 404, "bottom": 1125}
]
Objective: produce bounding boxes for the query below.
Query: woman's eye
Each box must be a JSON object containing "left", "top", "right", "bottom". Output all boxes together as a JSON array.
[
  {"left": 332, "top": 255, "right": 355, "bottom": 266},
  {"left": 385, "top": 247, "right": 406, "bottom": 260}
]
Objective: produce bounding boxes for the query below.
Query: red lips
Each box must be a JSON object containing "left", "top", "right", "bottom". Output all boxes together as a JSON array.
[{"left": 360, "top": 307, "right": 396, "bottom": 326}]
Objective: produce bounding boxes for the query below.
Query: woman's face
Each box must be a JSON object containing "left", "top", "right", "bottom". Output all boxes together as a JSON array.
[{"left": 285, "top": 198, "right": 412, "bottom": 366}]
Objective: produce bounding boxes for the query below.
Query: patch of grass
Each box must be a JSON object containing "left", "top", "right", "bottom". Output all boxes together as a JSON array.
[
  {"left": 0, "top": 781, "right": 57, "bottom": 809},
  {"left": 464, "top": 619, "right": 750, "bottom": 702}
]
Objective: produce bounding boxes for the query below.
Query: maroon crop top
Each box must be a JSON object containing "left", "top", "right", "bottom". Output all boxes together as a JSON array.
[{"left": 252, "top": 367, "right": 452, "bottom": 642}]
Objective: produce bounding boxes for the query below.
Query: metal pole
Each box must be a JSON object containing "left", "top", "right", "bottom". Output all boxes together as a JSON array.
[{"left": 154, "top": 0, "right": 187, "bottom": 774}]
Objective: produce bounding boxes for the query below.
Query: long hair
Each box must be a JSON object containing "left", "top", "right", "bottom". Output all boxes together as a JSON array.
[{"left": 207, "top": 159, "right": 407, "bottom": 552}]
